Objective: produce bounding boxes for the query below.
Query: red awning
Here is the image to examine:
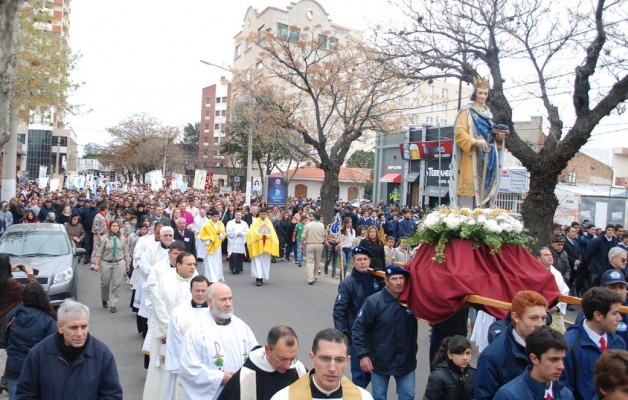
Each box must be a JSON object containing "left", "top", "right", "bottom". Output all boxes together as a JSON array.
[{"left": 380, "top": 173, "right": 401, "bottom": 183}]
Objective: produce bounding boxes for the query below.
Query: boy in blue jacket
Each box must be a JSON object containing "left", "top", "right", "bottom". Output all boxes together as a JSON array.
[
  {"left": 494, "top": 326, "right": 574, "bottom": 399},
  {"left": 561, "top": 287, "right": 626, "bottom": 399}
]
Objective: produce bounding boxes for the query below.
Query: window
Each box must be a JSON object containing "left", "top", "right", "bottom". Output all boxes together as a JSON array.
[
  {"left": 318, "top": 34, "right": 327, "bottom": 49},
  {"left": 205, "top": 97, "right": 211, "bottom": 105},
  {"left": 51, "top": 136, "right": 67, "bottom": 146},
  {"left": 257, "top": 25, "right": 266, "bottom": 41},
  {"left": 215, "top": 123, "right": 220, "bottom": 130},
  {"left": 235, "top": 44, "right": 241, "bottom": 57},
  {"left": 289, "top": 26, "right": 300, "bottom": 42},
  {"left": 221, "top": 97, "right": 227, "bottom": 103},
  {"left": 426, "top": 117, "right": 433, "bottom": 124},
  {"left": 277, "top": 23, "right": 289, "bottom": 39},
  {"left": 413, "top": 82, "right": 420, "bottom": 93},
  {"left": 204, "top": 123, "right": 209, "bottom": 131},
  {"left": 410, "top": 115, "right": 418, "bottom": 125},
  {"left": 397, "top": 96, "right": 404, "bottom": 107},
  {"left": 216, "top": 97, "right": 222, "bottom": 104},
  {"left": 203, "top": 142, "right": 209, "bottom": 147},
  {"left": 328, "top": 37, "right": 336, "bottom": 50},
  {"left": 441, "top": 102, "right": 447, "bottom": 112},
  {"left": 428, "top": 85, "right": 434, "bottom": 96},
  {"left": 215, "top": 110, "right": 221, "bottom": 117},
  {"left": 442, "top": 88, "right": 449, "bottom": 99},
  {"left": 213, "top": 136, "right": 221, "bottom": 145},
  {"left": 428, "top": 101, "right": 434, "bottom": 112},
  {"left": 17, "top": 134, "right": 26, "bottom": 144},
  {"left": 205, "top": 110, "right": 210, "bottom": 118},
  {"left": 411, "top": 98, "right": 418, "bottom": 108},
  {"left": 221, "top": 110, "right": 227, "bottom": 116}
]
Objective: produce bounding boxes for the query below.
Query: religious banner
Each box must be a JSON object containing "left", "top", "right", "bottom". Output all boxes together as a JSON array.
[
  {"left": 49, "top": 179, "right": 59, "bottom": 192},
  {"left": 146, "top": 170, "right": 163, "bottom": 191},
  {"left": 204, "top": 172, "right": 214, "bottom": 192},
  {"left": 252, "top": 177, "right": 263, "bottom": 193},
  {"left": 399, "top": 139, "right": 453, "bottom": 160},
  {"left": 266, "top": 177, "right": 286, "bottom": 205},
  {"left": 193, "top": 169, "right": 207, "bottom": 190}
]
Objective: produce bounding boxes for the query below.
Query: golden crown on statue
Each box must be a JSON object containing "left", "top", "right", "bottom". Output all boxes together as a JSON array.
[{"left": 472, "top": 75, "right": 490, "bottom": 89}]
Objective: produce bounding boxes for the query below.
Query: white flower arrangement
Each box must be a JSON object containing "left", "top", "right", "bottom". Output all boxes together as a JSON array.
[{"left": 411, "top": 207, "right": 534, "bottom": 263}]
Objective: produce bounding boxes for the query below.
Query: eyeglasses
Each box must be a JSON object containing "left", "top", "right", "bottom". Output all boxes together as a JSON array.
[
  {"left": 621, "top": 258, "right": 628, "bottom": 263},
  {"left": 161, "top": 234, "right": 174, "bottom": 237},
  {"left": 315, "top": 355, "right": 348, "bottom": 365}
]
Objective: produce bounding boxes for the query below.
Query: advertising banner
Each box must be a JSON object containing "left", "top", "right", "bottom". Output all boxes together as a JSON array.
[{"left": 399, "top": 139, "right": 453, "bottom": 160}]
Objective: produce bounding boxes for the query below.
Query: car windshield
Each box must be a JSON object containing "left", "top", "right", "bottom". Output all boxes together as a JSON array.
[{"left": 0, "top": 231, "right": 70, "bottom": 256}]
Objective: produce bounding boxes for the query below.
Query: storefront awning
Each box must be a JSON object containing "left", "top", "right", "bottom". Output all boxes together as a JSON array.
[
  {"left": 380, "top": 173, "right": 402, "bottom": 183},
  {"left": 424, "top": 185, "right": 449, "bottom": 197},
  {"left": 405, "top": 172, "right": 420, "bottom": 183}
]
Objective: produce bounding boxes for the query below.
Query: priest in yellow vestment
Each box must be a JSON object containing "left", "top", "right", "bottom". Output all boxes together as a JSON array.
[
  {"left": 199, "top": 210, "right": 227, "bottom": 282},
  {"left": 246, "top": 208, "right": 279, "bottom": 286}
]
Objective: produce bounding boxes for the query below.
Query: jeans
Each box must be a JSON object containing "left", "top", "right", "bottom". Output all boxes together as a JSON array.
[
  {"left": 371, "top": 370, "right": 415, "bottom": 400},
  {"left": 324, "top": 244, "right": 340, "bottom": 277},
  {"left": 7, "top": 377, "right": 17, "bottom": 400},
  {"left": 342, "top": 247, "right": 353, "bottom": 279},
  {"left": 349, "top": 343, "right": 370, "bottom": 388},
  {"left": 295, "top": 240, "right": 303, "bottom": 264}
]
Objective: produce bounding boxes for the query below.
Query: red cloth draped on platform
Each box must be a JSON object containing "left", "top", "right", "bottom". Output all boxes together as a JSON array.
[{"left": 399, "top": 239, "right": 560, "bottom": 323}]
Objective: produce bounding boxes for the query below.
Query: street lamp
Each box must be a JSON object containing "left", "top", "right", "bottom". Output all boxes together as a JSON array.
[{"left": 199, "top": 60, "right": 253, "bottom": 205}]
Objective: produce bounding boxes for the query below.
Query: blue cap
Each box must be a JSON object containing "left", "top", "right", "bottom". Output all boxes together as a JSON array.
[
  {"left": 385, "top": 265, "right": 410, "bottom": 278},
  {"left": 352, "top": 246, "right": 373, "bottom": 258},
  {"left": 601, "top": 269, "right": 627, "bottom": 286}
]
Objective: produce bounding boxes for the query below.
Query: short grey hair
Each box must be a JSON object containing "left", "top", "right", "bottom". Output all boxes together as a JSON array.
[
  {"left": 609, "top": 247, "right": 627, "bottom": 262},
  {"left": 57, "top": 299, "right": 90, "bottom": 324},
  {"left": 176, "top": 217, "right": 187, "bottom": 224}
]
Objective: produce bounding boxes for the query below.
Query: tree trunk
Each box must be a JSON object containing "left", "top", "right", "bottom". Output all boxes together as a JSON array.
[
  {"left": 0, "top": 0, "right": 22, "bottom": 147},
  {"left": 521, "top": 167, "right": 559, "bottom": 251},
  {"left": 320, "top": 164, "right": 340, "bottom": 223}
]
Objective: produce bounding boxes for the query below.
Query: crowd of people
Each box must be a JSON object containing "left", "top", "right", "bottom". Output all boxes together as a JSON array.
[{"left": 1, "top": 181, "right": 628, "bottom": 399}]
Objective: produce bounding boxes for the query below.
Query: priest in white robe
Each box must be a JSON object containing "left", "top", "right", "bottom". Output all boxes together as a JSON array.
[
  {"left": 142, "top": 251, "right": 199, "bottom": 400},
  {"left": 199, "top": 210, "right": 227, "bottom": 283},
  {"left": 164, "top": 275, "right": 211, "bottom": 400},
  {"left": 193, "top": 208, "right": 209, "bottom": 272},
  {"left": 179, "top": 283, "right": 258, "bottom": 400},
  {"left": 225, "top": 210, "right": 249, "bottom": 275}
]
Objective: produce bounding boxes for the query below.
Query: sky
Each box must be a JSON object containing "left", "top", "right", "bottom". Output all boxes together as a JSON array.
[{"left": 67, "top": 0, "right": 627, "bottom": 157}]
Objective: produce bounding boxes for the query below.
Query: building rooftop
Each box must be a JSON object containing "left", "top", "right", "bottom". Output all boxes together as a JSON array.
[{"left": 269, "top": 166, "right": 371, "bottom": 182}]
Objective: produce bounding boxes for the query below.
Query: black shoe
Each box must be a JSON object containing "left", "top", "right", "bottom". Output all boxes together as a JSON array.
[
  {"left": 255, "top": 279, "right": 262, "bottom": 286},
  {"left": 231, "top": 269, "right": 236, "bottom": 275},
  {"left": 297, "top": 263, "right": 302, "bottom": 267},
  {"left": 110, "top": 306, "right": 117, "bottom": 313},
  {"left": 102, "top": 301, "right": 108, "bottom": 309}
]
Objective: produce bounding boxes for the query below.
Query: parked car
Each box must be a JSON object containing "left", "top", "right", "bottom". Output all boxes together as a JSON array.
[
  {"left": 0, "top": 223, "right": 86, "bottom": 306},
  {"left": 349, "top": 198, "right": 371, "bottom": 208}
]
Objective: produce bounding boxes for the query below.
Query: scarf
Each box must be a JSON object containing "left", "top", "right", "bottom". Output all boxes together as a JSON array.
[{"left": 351, "top": 267, "right": 376, "bottom": 297}]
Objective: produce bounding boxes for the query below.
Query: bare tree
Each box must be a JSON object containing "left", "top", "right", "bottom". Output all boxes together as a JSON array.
[
  {"left": 378, "top": 0, "right": 628, "bottom": 246},
  {"left": 236, "top": 27, "right": 409, "bottom": 221},
  {"left": 101, "top": 113, "right": 181, "bottom": 179}
]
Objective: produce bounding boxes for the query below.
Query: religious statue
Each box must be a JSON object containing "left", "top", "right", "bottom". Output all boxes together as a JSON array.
[{"left": 449, "top": 76, "right": 509, "bottom": 208}]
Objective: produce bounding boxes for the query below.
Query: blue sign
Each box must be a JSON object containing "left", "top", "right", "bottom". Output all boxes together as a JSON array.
[
  {"left": 234, "top": 176, "right": 240, "bottom": 185},
  {"left": 266, "top": 177, "right": 287, "bottom": 205}
]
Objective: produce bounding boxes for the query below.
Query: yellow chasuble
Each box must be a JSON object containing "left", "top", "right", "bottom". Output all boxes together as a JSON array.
[
  {"left": 288, "top": 372, "right": 362, "bottom": 400},
  {"left": 198, "top": 220, "right": 226, "bottom": 255},
  {"left": 246, "top": 217, "right": 279, "bottom": 258}
]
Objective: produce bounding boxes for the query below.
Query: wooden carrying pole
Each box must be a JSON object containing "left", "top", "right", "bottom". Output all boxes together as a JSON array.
[{"left": 371, "top": 269, "right": 628, "bottom": 314}]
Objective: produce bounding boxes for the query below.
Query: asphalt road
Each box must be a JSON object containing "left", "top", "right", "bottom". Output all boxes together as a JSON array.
[{"left": 1, "top": 256, "right": 580, "bottom": 399}]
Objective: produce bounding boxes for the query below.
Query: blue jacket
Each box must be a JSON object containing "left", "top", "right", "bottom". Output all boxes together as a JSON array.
[
  {"left": 397, "top": 218, "right": 416, "bottom": 239},
  {"left": 475, "top": 326, "right": 529, "bottom": 400},
  {"left": 17, "top": 333, "right": 123, "bottom": 400},
  {"left": 332, "top": 269, "right": 381, "bottom": 343},
  {"left": 352, "top": 287, "right": 418, "bottom": 376},
  {"left": 494, "top": 367, "right": 574, "bottom": 400},
  {"left": 0, "top": 305, "right": 56, "bottom": 373},
  {"left": 560, "top": 320, "right": 625, "bottom": 400},
  {"left": 585, "top": 234, "right": 619, "bottom": 275}
]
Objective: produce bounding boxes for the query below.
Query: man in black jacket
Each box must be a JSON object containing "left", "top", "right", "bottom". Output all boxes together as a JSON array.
[
  {"left": 332, "top": 246, "right": 381, "bottom": 388},
  {"left": 586, "top": 224, "right": 619, "bottom": 286},
  {"left": 173, "top": 217, "right": 197, "bottom": 258}
]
